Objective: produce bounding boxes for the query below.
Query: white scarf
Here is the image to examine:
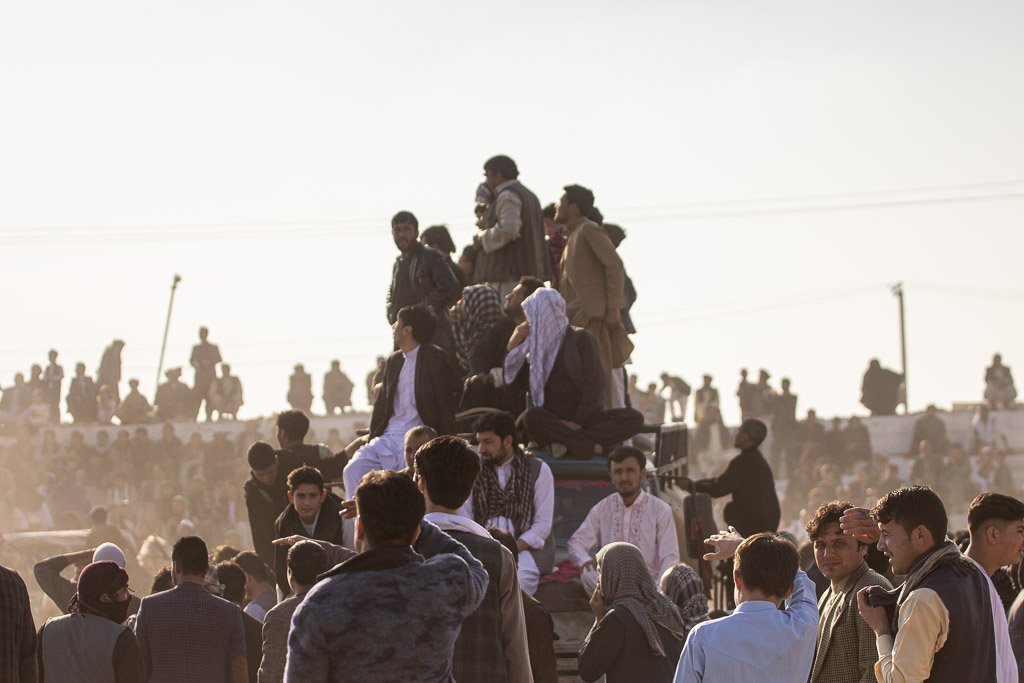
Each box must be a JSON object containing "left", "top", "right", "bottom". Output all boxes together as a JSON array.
[{"left": 503, "top": 289, "right": 569, "bottom": 408}]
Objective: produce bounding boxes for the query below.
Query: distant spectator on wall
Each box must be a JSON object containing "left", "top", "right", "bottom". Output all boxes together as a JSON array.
[
  {"left": 985, "top": 354, "right": 1017, "bottom": 410},
  {"left": 860, "top": 359, "right": 902, "bottom": 416},
  {"left": 287, "top": 364, "right": 314, "bottom": 413},
  {"left": 322, "top": 360, "right": 354, "bottom": 415}
]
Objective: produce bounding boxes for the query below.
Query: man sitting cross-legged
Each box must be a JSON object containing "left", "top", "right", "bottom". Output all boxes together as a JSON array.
[
  {"left": 506, "top": 287, "right": 643, "bottom": 460},
  {"left": 568, "top": 446, "right": 679, "bottom": 596}
]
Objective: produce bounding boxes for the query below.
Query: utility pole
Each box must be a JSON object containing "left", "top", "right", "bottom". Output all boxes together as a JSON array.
[
  {"left": 156, "top": 274, "right": 182, "bottom": 396},
  {"left": 891, "top": 281, "right": 908, "bottom": 414}
]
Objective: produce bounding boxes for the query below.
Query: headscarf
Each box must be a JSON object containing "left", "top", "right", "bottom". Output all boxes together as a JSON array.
[
  {"left": 660, "top": 564, "right": 709, "bottom": 636},
  {"left": 503, "top": 288, "right": 569, "bottom": 408},
  {"left": 596, "top": 542, "right": 686, "bottom": 657},
  {"left": 452, "top": 285, "right": 504, "bottom": 372},
  {"left": 69, "top": 560, "right": 131, "bottom": 623}
]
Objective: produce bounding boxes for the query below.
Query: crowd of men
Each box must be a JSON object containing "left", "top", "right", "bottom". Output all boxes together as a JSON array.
[{"left": 1, "top": 153, "right": 1023, "bottom": 681}]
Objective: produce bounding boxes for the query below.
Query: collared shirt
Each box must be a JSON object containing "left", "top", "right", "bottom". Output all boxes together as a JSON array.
[
  {"left": 385, "top": 344, "right": 421, "bottom": 436},
  {"left": 459, "top": 457, "right": 554, "bottom": 551},
  {"left": 424, "top": 512, "right": 533, "bottom": 683},
  {"left": 674, "top": 570, "right": 818, "bottom": 683},
  {"left": 567, "top": 491, "right": 679, "bottom": 583},
  {"left": 480, "top": 180, "right": 523, "bottom": 254}
]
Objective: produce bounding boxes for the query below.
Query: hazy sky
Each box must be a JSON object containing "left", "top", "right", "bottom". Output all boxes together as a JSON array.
[{"left": 3, "top": 1, "right": 1023, "bottom": 425}]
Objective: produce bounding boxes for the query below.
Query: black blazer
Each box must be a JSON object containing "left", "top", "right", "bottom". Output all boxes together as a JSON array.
[
  {"left": 386, "top": 242, "right": 460, "bottom": 324},
  {"left": 369, "top": 343, "right": 462, "bottom": 439}
]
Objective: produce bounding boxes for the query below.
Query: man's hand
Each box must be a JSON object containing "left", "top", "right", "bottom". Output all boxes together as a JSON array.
[
  {"left": 581, "top": 560, "right": 596, "bottom": 573},
  {"left": 272, "top": 535, "right": 306, "bottom": 548},
  {"left": 589, "top": 585, "right": 606, "bottom": 621},
  {"left": 70, "top": 548, "right": 97, "bottom": 567},
  {"left": 703, "top": 527, "right": 743, "bottom": 562},
  {"left": 515, "top": 538, "right": 530, "bottom": 553},
  {"left": 857, "top": 586, "right": 891, "bottom": 636},
  {"left": 339, "top": 499, "right": 357, "bottom": 520},
  {"left": 840, "top": 507, "right": 880, "bottom": 544},
  {"left": 473, "top": 232, "right": 483, "bottom": 249},
  {"left": 604, "top": 308, "right": 621, "bottom": 327},
  {"left": 507, "top": 321, "right": 530, "bottom": 351}
]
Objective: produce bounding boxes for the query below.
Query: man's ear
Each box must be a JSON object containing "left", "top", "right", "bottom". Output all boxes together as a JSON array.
[
  {"left": 733, "top": 570, "right": 742, "bottom": 591},
  {"left": 287, "top": 492, "right": 294, "bottom": 504},
  {"left": 859, "top": 543, "right": 868, "bottom": 558},
  {"left": 987, "top": 524, "right": 1000, "bottom": 545},
  {"left": 319, "top": 490, "right": 327, "bottom": 502},
  {"left": 355, "top": 517, "right": 364, "bottom": 541}
]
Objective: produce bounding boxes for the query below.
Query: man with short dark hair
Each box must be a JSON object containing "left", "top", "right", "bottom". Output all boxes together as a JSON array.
[
  {"left": 854, "top": 486, "right": 1001, "bottom": 682},
  {"left": 386, "top": 210, "right": 460, "bottom": 328},
  {"left": 568, "top": 446, "right": 678, "bottom": 596},
  {"left": 258, "top": 541, "right": 333, "bottom": 683},
  {"left": 805, "top": 501, "right": 892, "bottom": 683},
  {"left": 215, "top": 562, "right": 263, "bottom": 683},
  {"left": 134, "top": 536, "right": 248, "bottom": 682},
  {"left": 343, "top": 304, "right": 461, "bottom": 495},
  {"left": 232, "top": 551, "right": 278, "bottom": 623},
  {"left": 682, "top": 419, "right": 781, "bottom": 536},
  {"left": 414, "top": 435, "right": 532, "bottom": 682},
  {"left": 273, "top": 466, "right": 345, "bottom": 596},
  {"left": 244, "top": 434, "right": 345, "bottom": 567},
  {"left": 474, "top": 155, "right": 551, "bottom": 299},
  {"left": 285, "top": 470, "right": 488, "bottom": 681},
  {"left": 0, "top": 563, "right": 37, "bottom": 681},
  {"left": 967, "top": 492, "right": 1024, "bottom": 611},
  {"left": 675, "top": 530, "right": 817, "bottom": 682},
  {"left": 464, "top": 411, "right": 554, "bottom": 595},
  {"left": 509, "top": 288, "right": 644, "bottom": 459},
  {"left": 555, "top": 184, "right": 631, "bottom": 408}
]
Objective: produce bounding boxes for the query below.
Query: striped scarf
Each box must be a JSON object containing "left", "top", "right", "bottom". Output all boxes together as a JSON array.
[
  {"left": 472, "top": 450, "right": 535, "bottom": 538},
  {"left": 503, "top": 289, "right": 569, "bottom": 407},
  {"left": 452, "top": 285, "right": 504, "bottom": 372},
  {"left": 660, "top": 564, "right": 709, "bottom": 636},
  {"left": 596, "top": 542, "right": 686, "bottom": 657}
]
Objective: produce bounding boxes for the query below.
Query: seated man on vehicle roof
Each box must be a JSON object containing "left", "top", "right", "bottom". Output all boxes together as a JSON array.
[
  {"left": 567, "top": 446, "right": 679, "bottom": 596},
  {"left": 505, "top": 288, "right": 643, "bottom": 460}
]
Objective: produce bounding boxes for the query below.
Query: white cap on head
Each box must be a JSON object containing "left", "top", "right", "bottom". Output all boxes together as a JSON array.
[{"left": 93, "top": 543, "right": 127, "bottom": 568}]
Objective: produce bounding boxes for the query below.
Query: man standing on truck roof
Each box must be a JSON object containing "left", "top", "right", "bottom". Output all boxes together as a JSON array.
[
  {"left": 568, "top": 446, "right": 679, "bottom": 596},
  {"left": 463, "top": 410, "right": 554, "bottom": 595}
]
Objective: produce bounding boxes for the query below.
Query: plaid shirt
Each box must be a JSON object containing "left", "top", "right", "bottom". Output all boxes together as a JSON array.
[
  {"left": 809, "top": 562, "right": 893, "bottom": 683},
  {"left": 0, "top": 565, "right": 36, "bottom": 682},
  {"left": 135, "top": 580, "right": 246, "bottom": 683}
]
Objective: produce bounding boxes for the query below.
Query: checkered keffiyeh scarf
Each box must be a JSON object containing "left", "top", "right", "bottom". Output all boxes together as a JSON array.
[
  {"left": 660, "top": 563, "right": 709, "bottom": 635},
  {"left": 597, "top": 542, "right": 686, "bottom": 657},
  {"left": 503, "top": 288, "right": 569, "bottom": 407},
  {"left": 453, "top": 285, "right": 504, "bottom": 372},
  {"left": 472, "top": 450, "right": 535, "bottom": 538}
]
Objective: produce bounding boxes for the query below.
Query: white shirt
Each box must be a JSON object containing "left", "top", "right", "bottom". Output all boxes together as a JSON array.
[
  {"left": 480, "top": 180, "right": 523, "bottom": 254},
  {"left": 301, "top": 507, "right": 321, "bottom": 537},
  {"left": 969, "top": 557, "right": 1019, "bottom": 683},
  {"left": 385, "top": 345, "right": 422, "bottom": 436},
  {"left": 567, "top": 490, "right": 679, "bottom": 582},
  {"left": 460, "top": 456, "right": 554, "bottom": 551}
]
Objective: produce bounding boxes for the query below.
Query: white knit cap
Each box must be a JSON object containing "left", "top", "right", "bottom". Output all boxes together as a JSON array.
[{"left": 92, "top": 542, "right": 127, "bottom": 568}]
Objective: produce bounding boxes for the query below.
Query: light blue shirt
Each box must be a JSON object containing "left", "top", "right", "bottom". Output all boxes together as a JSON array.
[{"left": 674, "top": 570, "right": 817, "bottom": 683}]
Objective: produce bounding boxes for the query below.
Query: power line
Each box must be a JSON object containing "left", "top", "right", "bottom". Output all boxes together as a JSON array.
[{"left": 2, "top": 183, "right": 1023, "bottom": 244}]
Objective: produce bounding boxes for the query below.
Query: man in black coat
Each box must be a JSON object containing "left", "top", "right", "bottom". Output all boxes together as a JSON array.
[
  {"left": 243, "top": 431, "right": 345, "bottom": 568},
  {"left": 273, "top": 466, "right": 346, "bottom": 595},
  {"left": 386, "top": 211, "right": 460, "bottom": 353},
  {"left": 343, "top": 305, "right": 461, "bottom": 495},
  {"left": 682, "top": 419, "right": 781, "bottom": 537}
]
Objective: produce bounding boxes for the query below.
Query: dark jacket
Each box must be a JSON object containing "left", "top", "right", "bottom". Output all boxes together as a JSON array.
[
  {"left": 272, "top": 494, "right": 346, "bottom": 595},
  {"left": 241, "top": 612, "right": 262, "bottom": 683},
  {"left": 519, "top": 327, "right": 604, "bottom": 424},
  {"left": 474, "top": 180, "right": 552, "bottom": 284},
  {"left": 369, "top": 343, "right": 462, "bottom": 439},
  {"left": 243, "top": 447, "right": 345, "bottom": 567},
  {"left": 694, "top": 447, "right": 780, "bottom": 536},
  {"left": 578, "top": 607, "right": 684, "bottom": 683},
  {"left": 523, "top": 592, "right": 558, "bottom": 683},
  {"left": 386, "top": 241, "right": 460, "bottom": 324}
]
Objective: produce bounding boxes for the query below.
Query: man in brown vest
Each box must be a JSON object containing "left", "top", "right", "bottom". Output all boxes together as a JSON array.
[{"left": 473, "top": 155, "right": 551, "bottom": 299}]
